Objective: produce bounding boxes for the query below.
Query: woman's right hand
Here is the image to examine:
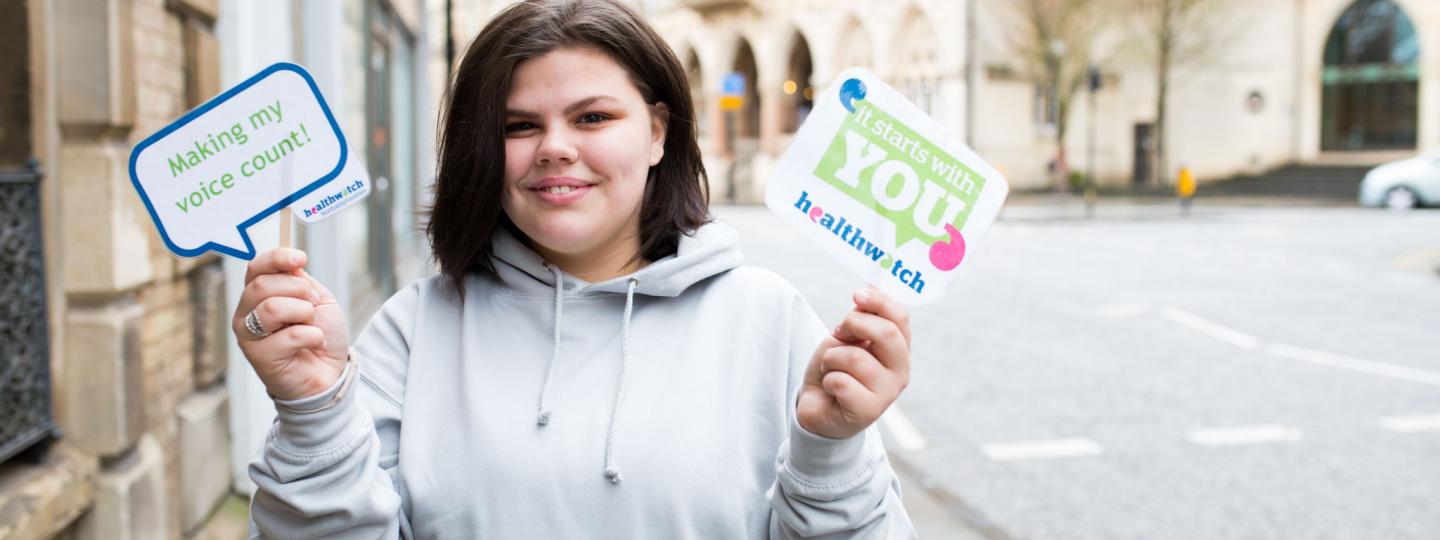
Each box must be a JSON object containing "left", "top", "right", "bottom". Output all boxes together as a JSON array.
[{"left": 231, "top": 248, "right": 351, "bottom": 401}]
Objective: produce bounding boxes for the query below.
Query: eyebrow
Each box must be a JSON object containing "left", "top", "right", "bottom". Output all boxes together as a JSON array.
[{"left": 506, "top": 95, "right": 620, "bottom": 118}]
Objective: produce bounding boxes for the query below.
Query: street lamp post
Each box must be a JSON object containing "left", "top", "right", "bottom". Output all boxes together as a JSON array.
[
  {"left": 1086, "top": 65, "right": 1100, "bottom": 217},
  {"left": 1047, "top": 39, "right": 1066, "bottom": 194}
]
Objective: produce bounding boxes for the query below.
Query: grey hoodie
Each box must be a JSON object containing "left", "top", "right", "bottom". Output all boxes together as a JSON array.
[{"left": 248, "top": 220, "right": 916, "bottom": 538}]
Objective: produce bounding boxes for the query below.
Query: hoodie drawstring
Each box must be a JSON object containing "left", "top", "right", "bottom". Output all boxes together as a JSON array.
[
  {"left": 536, "top": 264, "right": 564, "bottom": 426},
  {"left": 535, "top": 265, "right": 639, "bottom": 484},
  {"left": 603, "top": 277, "right": 639, "bottom": 484}
]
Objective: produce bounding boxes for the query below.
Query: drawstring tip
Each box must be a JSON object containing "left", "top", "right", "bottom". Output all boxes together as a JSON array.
[
  {"left": 605, "top": 466, "right": 622, "bottom": 484},
  {"left": 537, "top": 410, "right": 552, "bottom": 426}
]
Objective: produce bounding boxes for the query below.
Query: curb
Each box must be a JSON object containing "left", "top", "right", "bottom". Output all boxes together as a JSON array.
[{"left": 887, "top": 450, "right": 1015, "bottom": 540}]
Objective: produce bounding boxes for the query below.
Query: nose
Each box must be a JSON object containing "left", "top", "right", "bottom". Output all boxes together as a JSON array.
[{"left": 535, "top": 125, "right": 578, "bottom": 167}]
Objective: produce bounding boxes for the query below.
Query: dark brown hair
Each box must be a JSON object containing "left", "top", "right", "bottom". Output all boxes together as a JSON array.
[{"left": 427, "top": 0, "right": 710, "bottom": 296}]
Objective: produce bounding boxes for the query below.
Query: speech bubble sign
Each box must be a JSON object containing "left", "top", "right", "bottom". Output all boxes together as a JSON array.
[
  {"left": 764, "top": 67, "right": 1009, "bottom": 306},
  {"left": 129, "top": 62, "right": 347, "bottom": 259}
]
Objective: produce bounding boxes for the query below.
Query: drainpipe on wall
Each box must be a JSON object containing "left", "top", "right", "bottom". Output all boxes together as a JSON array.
[
  {"left": 1292, "top": 0, "right": 1303, "bottom": 163},
  {"left": 445, "top": 0, "right": 454, "bottom": 81},
  {"left": 965, "top": 0, "right": 977, "bottom": 147}
]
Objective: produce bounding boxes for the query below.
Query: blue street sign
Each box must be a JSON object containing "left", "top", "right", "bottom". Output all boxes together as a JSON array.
[{"left": 722, "top": 72, "right": 745, "bottom": 96}]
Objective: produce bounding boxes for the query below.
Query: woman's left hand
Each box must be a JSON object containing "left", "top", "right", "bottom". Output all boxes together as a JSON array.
[{"left": 797, "top": 287, "right": 911, "bottom": 440}]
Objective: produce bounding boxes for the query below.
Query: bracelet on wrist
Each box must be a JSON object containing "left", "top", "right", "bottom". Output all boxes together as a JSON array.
[{"left": 269, "top": 352, "right": 357, "bottom": 414}]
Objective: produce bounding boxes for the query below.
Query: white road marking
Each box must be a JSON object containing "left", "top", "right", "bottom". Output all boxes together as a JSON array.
[
  {"left": 880, "top": 406, "right": 929, "bottom": 452},
  {"left": 1097, "top": 303, "right": 1151, "bottom": 319},
  {"left": 1159, "top": 307, "right": 1262, "bottom": 350},
  {"left": 1157, "top": 306, "right": 1440, "bottom": 388},
  {"left": 982, "top": 438, "right": 1103, "bottom": 461},
  {"left": 1379, "top": 415, "right": 1440, "bottom": 433},
  {"left": 1264, "top": 344, "right": 1440, "bottom": 388},
  {"left": 1186, "top": 424, "right": 1302, "bottom": 446}
]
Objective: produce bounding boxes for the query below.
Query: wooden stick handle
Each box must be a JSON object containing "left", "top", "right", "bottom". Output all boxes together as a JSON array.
[{"left": 279, "top": 208, "right": 293, "bottom": 249}]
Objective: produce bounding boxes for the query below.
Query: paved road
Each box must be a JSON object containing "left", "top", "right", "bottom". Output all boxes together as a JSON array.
[{"left": 718, "top": 199, "right": 1440, "bottom": 540}]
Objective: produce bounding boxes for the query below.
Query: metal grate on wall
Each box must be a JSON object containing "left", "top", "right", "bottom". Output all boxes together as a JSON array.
[{"left": 0, "top": 160, "right": 59, "bottom": 464}]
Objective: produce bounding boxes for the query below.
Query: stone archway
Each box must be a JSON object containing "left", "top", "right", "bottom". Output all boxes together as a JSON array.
[
  {"left": 834, "top": 15, "right": 874, "bottom": 73},
  {"left": 682, "top": 47, "right": 707, "bottom": 139},
  {"left": 723, "top": 38, "right": 761, "bottom": 202},
  {"left": 782, "top": 31, "right": 814, "bottom": 133},
  {"left": 731, "top": 39, "right": 762, "bottom": 140}
]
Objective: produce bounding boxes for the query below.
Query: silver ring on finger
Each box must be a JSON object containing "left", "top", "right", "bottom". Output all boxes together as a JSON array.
[{"left": 244, "top": 308, "right": 273, "bottom": 338}]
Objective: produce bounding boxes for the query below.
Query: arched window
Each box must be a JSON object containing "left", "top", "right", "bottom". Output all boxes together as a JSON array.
[
  {"left": 893, "top": 9, "right": 941, "bottom": 117},
  {"left": 835, "top": 17, "right": 873, "bottom": 71},
  {"left": 1321, "top": 0, "right": 1419, "bottom": 150}
]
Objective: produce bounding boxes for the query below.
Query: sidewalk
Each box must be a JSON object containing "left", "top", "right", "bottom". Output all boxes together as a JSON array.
[
  {"left": 998, "top": 190, "right": 1359, "bottom": 223},
  {"left": 889, "top": 450, "right": 1002, "bottom": 540}
]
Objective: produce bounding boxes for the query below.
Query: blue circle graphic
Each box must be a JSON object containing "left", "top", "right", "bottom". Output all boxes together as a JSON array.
[{"left": 839, "top": 78, "right": 867, "bottom": 112}]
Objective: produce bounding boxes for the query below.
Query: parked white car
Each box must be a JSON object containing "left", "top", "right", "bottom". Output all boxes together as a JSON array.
[{"left": 1359, "top": 151, "right": 1440, "bottom": 209}]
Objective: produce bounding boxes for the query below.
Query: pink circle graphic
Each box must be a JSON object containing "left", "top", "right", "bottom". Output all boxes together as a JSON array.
[{"left": 929, "top": 224, "right": 966, "bottom": 271}]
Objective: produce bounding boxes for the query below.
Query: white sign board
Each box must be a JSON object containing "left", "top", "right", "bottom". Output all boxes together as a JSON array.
[
  {"left": 129, "top": 62, "right": 352, "bottom": 259},
  {"left": 764, "top": 68, "right": 1010, "bottom": 305}
]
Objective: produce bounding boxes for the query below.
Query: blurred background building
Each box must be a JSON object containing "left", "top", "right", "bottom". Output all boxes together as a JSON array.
[
  {"left": 1, "top": 0, "right": 1436, "bottom": 538},
  {"left": 642, "top": 0, "right": 1440, "bottom": 195}
]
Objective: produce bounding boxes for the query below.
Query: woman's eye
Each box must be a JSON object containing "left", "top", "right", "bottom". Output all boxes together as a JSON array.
[
  {"left": 577, "top": 113, "right": 608, "bottom": 125},
  {"left": 505, "top": 122, "right": 537, "bottom": 133}
]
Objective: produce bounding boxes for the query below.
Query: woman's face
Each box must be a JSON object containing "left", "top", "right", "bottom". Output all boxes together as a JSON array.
[{"left": 501, "top": 47, "right": 667, "bottom": 266}]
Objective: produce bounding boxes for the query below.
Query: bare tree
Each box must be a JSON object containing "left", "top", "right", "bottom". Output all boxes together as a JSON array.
[
  {"left": 1128, "top": 0, "right": 1230, "bottom": 185},
  {"left": 1003, "top": 0, "right": 1107, "bottom": 192}
]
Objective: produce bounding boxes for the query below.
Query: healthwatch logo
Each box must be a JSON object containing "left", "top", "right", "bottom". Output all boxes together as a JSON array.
[
  {"left": 299, "top": 179, "right": 367, "bottom": 219},
  {"left": 286, "top": 152, "right": 371, "bottom": 224}
]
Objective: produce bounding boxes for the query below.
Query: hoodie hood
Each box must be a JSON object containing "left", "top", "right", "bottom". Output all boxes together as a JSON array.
[
  {"left": 483, "top": 219, "right": 743, "bottom": 483},
  {"left": 490, "top": 219, "right": 745, "bottom": 297}
]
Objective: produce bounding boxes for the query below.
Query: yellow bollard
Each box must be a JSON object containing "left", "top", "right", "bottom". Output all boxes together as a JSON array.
[{"left": 1176, "top": 167, "right": 1196, "bottom": 216}]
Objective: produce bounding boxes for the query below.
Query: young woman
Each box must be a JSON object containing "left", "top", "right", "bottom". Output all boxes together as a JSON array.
[{"left": 234, "top": 0, "right": 915, "bottom": 537}]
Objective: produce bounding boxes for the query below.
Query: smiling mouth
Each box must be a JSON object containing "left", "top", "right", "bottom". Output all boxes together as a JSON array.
[{"left": 527, "top": 181, "right": 595, "bottom": 204}]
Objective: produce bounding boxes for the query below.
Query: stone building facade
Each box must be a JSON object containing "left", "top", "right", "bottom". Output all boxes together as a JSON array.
[
  {"left": 970, "top": 0, "right": 1440, "bottom": 188},
  {"left": 644, "top": 0, "right": 1440, "bottom": 193},
  {"left": 2, "top": 0, "right": 442, "bottom": 538},
  {"left": 2, "top": 0, "right": 238, "bottom": 539},
  {"left": 643, "top": 0, "right": 965, "bottom": 201}
]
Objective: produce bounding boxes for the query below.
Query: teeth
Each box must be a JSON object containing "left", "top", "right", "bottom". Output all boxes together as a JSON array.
[{"left": 542, "top": 186, "right": 576, "bottom": 195}]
